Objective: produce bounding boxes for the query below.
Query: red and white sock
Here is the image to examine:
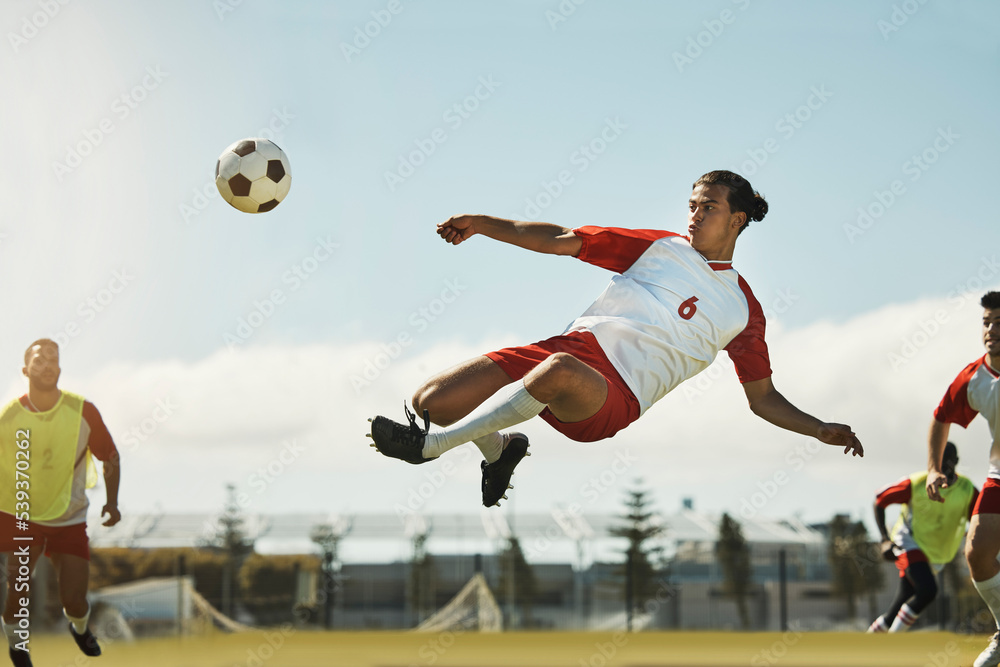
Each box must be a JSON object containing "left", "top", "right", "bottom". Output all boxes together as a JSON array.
[
  {"left": 888, "top": 603, "right": 918, "bottom": 632},
  {"left": 867, "top": 615, "right": 889, "bottom": 633}
]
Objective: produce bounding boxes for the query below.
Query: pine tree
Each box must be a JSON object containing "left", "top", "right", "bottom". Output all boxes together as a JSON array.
[
  {"left": 716, "top": 513, "right": 753, "bottom": 628},
  {"left": 204, "top": 484, "right": 255, "bottom": 618},
  {"left": 609, "top": 480, "right": 664, "bottom": 629},
  {"left": 828, "top": 514, "right": 883, "bottom": 620},
  {"left": 497, "top": 537, "right": 538, "bottom": 628}
]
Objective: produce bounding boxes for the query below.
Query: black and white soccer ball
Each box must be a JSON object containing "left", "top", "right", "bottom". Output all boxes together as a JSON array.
[{"left": 215, "top": 138, "right": 292, "bottom": 213}]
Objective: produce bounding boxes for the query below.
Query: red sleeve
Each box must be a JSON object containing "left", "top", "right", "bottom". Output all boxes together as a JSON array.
[
  {"left": 724, "top": 275, "right": 772, "bottom": 383},
  {"left": 83, "top": 401, "right": 118, "bottom": 462},
  {"left": 933, "top": 360, "right": 981, "bottom": 428},
  {"left": 573, "top": 226, "right": 680, "bottom": 273},
  {"left": 969, "top": 485, "right": 981, "bottom": 520},
  {"left": 875, "top": 476, "right": 912, "bottom": 508}
]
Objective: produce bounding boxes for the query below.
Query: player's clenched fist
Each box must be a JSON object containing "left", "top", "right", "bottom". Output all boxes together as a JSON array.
[{"left": 437, "top": 215, "right": 478, "bottom": 245}]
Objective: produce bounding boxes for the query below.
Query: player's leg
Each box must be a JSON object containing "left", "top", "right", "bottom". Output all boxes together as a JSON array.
[
  {"left": 888, "top": 561, "right": 937, "bottom": 632},
  {"left": 868, "top": 575, "right": 912, "bottom": 632},
  {"left": 412, "top": 355, "right": 515, "bottom": 426},
  {"left": 966, "top": 512, "right": 1000, "bottom": 667},
  {"left": 419, "top": 352, "right": 608, "bottom": 459},
  {"left": 48, "top": 551, "right": 101, "bottom": 657}
]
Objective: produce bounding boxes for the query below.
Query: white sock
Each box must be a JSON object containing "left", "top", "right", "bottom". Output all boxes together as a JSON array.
[
  {"left": 974, "top": 568, "right": 1000, "bottom": 628},
  {"left": 473, "top": 431, "right": 505, "bottom": 463},
  {"left": 867, "top": 615, "right": 889, "bottom": 633},
  {"left": 888, "top": 603, "right": 918, "bottom": 632},
  {"left": 65, "top": 604, "right": 90, "bottom": 634},
  {"left": 1, "top": 618, "right": 25, "bottom": 650},
  {"left": 422, "top": 381, "right": 545, "bottom": 459}
]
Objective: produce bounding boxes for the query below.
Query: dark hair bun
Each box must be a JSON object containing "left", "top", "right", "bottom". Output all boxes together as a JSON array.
[{"left": 751, "top": 193, "right": 768, "bottom": 222}]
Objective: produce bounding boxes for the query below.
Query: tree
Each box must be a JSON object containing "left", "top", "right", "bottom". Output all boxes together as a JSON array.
[
  {"left": 716, "top": 513, "right": 753, "bottom": 629},
  {"left": 497, "top": 537, "right": 538, "bottom": 628},
  {"left": 407, "top": 528, "right": 438, "bottom": 625},
  {"left": 827, "top": 514, "right": 884, "bottom": 620},
  {"left": 609, "top": 480, "right": 664, "bottom": 630},
  {"left": 202, "top": 484, "right": 256, "bottom": 619}
]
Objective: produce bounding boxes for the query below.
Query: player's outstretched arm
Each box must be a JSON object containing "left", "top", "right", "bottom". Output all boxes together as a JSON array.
[
  {"left": 926, "top": 418, "right": 951, "bottom": 503},
  {"left": 742, "top": 377, "right": 864, "bottom": 457},
  {"left": 437, "top": 215, "right": 582, "bottom": 256}
]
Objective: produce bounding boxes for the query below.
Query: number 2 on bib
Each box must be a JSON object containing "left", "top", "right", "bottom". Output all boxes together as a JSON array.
[{"left": 678, "top": 296, "right": 699, "bottom": 320}]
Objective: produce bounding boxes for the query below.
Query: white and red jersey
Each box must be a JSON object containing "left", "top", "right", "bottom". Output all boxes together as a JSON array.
[
  {"left": 934, "top": 355, "right": 1000, "bottom": 479},
  {"left": 565, "top": 226, "right": 771, "bottom": 415}
]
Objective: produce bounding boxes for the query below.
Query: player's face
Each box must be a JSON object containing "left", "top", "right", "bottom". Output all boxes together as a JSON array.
[
  {"left": 23, "top": 344, "right": 60, "bottom": 391},
  {"left": 984, "top": 308, "right": 1000, "bottom": 358},
  {"left": 687, "top": 183, "right": 745, "bottom": 254}
]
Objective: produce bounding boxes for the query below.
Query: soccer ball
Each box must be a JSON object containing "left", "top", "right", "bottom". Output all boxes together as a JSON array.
[{"left": 215, "top": 138, "right": 292, "bottom": 213}]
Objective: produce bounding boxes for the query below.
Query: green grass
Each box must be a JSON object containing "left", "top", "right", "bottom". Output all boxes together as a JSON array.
[{"left": 20, "top": 630, "right": 991, "bottom": 667}]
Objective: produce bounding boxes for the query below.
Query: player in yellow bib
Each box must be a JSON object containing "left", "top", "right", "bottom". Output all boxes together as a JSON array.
[
  {"left": 867, "top": 443, "right": 977, "bottom": 632},
  {"left": 0, "top": 340, "right": 121, "bottom": 667}
]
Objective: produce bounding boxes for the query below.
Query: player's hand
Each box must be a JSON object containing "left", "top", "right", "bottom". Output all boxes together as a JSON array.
[
  {"left": 926, "top": 470, "right": 949, "bottom": 503},
  {"left": 880, "top": 539, "right": 897, "bottom": 562},
  {"left": 437, "top": 215, "right": 477, "bottom": 245},
  {"left": 816, "top": 422, "right": 863, "bottom": 457},
  {"left": 102, "top": 504, "right": 121, "bottom": 527}
]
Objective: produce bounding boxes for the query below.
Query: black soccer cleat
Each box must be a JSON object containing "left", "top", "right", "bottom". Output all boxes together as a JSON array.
[
  {"left": 8, "top": 648, "right": 32, "bottom": 667},
  {"left": 366, "top": 403, "right": 438, "bottom": 465},
  {"left": 481, "top": 433, "right": 530, "bottom": 507},
  {"left": 68, "top": 623, "right": 102, "bottom": 657}
]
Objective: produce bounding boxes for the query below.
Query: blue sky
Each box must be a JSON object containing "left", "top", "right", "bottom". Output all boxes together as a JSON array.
[{"left": 1, "top": 1, "right": 999, "bottom": 551}]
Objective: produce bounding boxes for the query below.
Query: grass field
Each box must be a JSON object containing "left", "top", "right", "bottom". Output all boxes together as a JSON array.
[{"left": 19, "top": 630, "right": 994, "bottom": 667}]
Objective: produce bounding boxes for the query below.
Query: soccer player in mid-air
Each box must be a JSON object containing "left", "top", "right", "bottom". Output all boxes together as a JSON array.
[
  {"left": 0, "top": 340, "right": 121, "bottom": 667},
  {"left": 926, "top": 291, "right": 1000, "bottom": 667},
  {"left": 367, "top": 170, "right": 864, "bottom": 507},
  {"left": 867, "top": 442, "right": 977, "bottom": 633}
]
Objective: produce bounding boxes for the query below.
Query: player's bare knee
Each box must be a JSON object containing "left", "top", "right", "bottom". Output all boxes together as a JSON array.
[
  {"left": 967, "top": 542, "right": 998, "bottom": 579},
  {"left": 411, "top": 383, "right": 451, "bottom": 425}
]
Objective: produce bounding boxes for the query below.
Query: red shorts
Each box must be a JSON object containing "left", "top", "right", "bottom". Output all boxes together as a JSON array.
[
  {"left": 486, "top": 330, "right": 641, "bottom": 442},
  {"left": 973, "top": 478, "right": 1000, "bottom": 516},
  {"left": 0, "top": 511, "right": 90, "bottom": 560},
  {"left": 895, "top": 548, "right": 928, "bottom": 577}
]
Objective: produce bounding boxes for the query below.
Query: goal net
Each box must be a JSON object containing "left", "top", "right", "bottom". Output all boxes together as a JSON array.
[{"left": 414, "top": 573, "right": 502, "bottom": 632}]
